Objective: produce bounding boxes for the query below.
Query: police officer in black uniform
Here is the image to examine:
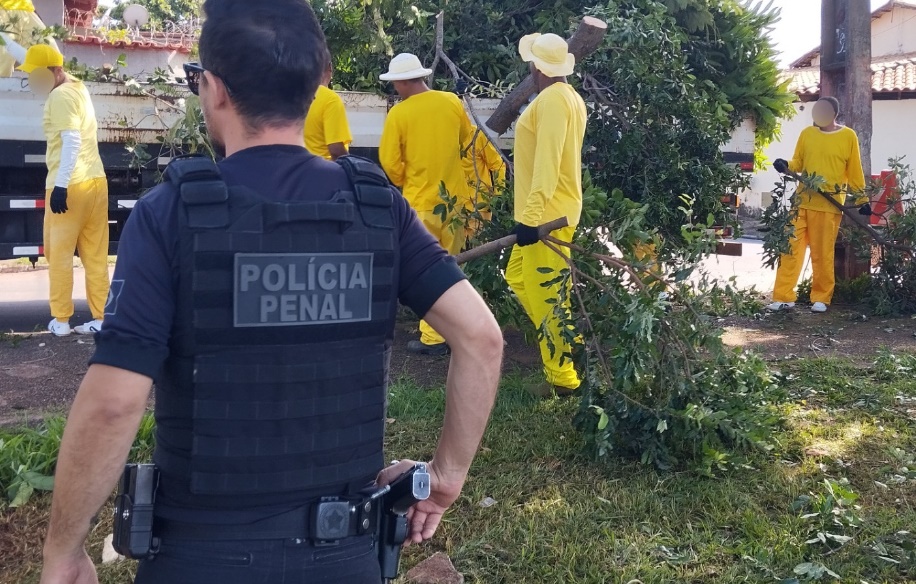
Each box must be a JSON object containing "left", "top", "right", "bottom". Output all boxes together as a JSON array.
[{"left": 38, "top": 1, "right": 504, "bottom": 582}]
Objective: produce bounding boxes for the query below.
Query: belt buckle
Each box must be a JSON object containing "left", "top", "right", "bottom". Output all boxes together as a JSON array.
[{"left": 312, "top": 497, "right": 351, "bottom": 544}]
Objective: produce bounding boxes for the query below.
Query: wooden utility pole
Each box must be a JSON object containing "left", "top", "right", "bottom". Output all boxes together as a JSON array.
[
  {"left": 820, "top": 0, "right": 872, "bottom": 176},
  {"left": 821, "top": 0, "right": 873, "bottom": 280}
]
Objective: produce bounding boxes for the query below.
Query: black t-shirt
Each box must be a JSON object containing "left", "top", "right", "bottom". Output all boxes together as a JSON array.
[{"left": 91, "top": 145, "right": 465, "bottom": 523}]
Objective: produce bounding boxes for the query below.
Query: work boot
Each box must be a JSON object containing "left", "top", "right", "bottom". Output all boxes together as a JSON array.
[
  {"left": 527, "top": 382, "right": 577, "bottom": 399},
  {"left": 766, "top": 301, "right": 795, "bottom": 312},
  {"left": 407, "top": 340, "right": 450, "bottom": 356},
  {"left": 48, "top": 319, "right": 71, "bottom": 337}
]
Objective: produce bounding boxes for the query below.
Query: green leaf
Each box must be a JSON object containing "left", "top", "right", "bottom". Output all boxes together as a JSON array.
[
  {"left": 9, "top": 482, "right": 34, "bottom": 508},
  {"left": 23, "top": 471, "right": 55, "bottom": 491},
  {"left": 598, "top": 411, "right": 609, "bottom": 430}
]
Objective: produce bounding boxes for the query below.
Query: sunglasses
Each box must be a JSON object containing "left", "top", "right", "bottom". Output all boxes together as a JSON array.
[{"left": 183, "top": 62, "right": 233, "bottom": 96}]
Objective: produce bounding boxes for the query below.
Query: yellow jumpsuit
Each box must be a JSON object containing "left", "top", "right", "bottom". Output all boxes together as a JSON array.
[
  {"left": 303, "top": 85, "right": 352, "bottom": 160},
  {"left": 379, "top": 90, "right": 473, "bottom": 346},
  {"left": 506, "top": 82, "right": 587, "bottom": 390},
  {"left": 772, "top": 126, "right": 866, "bottom": 305},
  {"left": 43, "top": 78, "right": 110, "bottom": 322},
  {"left": 0, "top": 0, "right": 59, "bottom": 77},
  {"left": 462, "top": 129, "right": 506, "bottom": 234}
]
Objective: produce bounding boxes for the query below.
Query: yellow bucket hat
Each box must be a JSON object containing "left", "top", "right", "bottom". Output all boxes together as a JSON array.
[
  {"left": 16, "top": 44, "right": 64, "bottom": 73},
  {"left": 519, "top": 33, "right": 575, "bottom": 77}
]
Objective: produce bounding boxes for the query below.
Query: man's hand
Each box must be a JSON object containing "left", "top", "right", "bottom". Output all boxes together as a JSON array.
[
  {"left": 513, "top": 223, "right": 540, "bottom": 247},
  {"left": 50, "top": 187, "right": 68, "bottom": 214},
  {"left": 376, "top": 459, "right": 464, "bottom": 545},
  {"left": 773, "top": 158, "right": 789, "bottom": 174},
  {"left": 858, "top": 203, "right": 873, "bottom": 216},
  {"left": 40, "top": 548, "right": 98, "bottom": 584}
]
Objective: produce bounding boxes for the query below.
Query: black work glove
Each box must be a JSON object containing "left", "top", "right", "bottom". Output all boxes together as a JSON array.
[
  {"left": 50, "top": 186, "right": 68, "bottom": 214},
  {"left": 858, "top": 203, "right": 873, "bottom": 216},
  {"left": 513, "top": 223, "right": 540, "bottom": 247},
  {"left": 773, "top": 158, "right": 789, "bottom": 174}
]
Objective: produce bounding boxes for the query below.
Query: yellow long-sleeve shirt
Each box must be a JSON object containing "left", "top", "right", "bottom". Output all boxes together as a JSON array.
[
  {"left": 1, "top": 0, "right": 35, "bottom": 11},
  {"left": 379, "top": 90, "right": 473, "bottom": 213},
  {"left": 303, "top": 85, "right": 352, "bottom": 160},
  {"left": 43, "top": 78, "right": 105, "bottom": 190},
  {"left": 514, "top": 82, "right": 587, "bottom": 228},
  {"left": 463, "top": 130, "right": 506, "bottom": 191},
  {"left": 788, "top": 125, "right": 866, "bottom": 214}
]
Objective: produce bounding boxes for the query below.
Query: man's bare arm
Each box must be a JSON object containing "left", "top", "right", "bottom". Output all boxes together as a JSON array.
[
  {"left": 327, "top": 142, "right": 348, "bottom": 160},
  {"left": 44, "top": 365, "right": 152, "bottom": 557},
  {"left": 424, "top": 280, "right": 502, "bottom": 480},
  {"left": 378, "top": 279, "right": 503, "bottom": 542}
]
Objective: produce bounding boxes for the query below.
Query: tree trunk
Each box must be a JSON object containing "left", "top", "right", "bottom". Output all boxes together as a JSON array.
[{"left": 485, "top": 16, "right": 608, "bottom": 135}]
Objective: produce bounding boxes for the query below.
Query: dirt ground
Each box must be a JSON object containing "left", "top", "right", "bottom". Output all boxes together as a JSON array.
[
  {"left": 2, "top": 307, "right": 915, "bottom": 427},
  {"left": 720, "top": 304, "right": 916, "bottom": 362},
  {"left": 0, "top": 320, "right": 542, "bottom": 427}
]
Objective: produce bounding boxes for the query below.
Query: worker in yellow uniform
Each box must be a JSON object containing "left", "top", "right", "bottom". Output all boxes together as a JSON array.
[
  {"left": 303, "top": 51, "right": 352, "bottom": 160},
  {"left": 462, "top": 128, "right": 506, "bottom": 235},
  {"left": 379, "top": 52, "right": 474, "bottom": 355},
  {"left": 14, "top": 43, "right": 109, "bottom": 336},
  {"left": 0, "top": 0, "right": 59, "bottom": 77},
  {"left": 769, "top": 96, "right": 868, "bottom": 314},
  {"left": 505, "top": 33, "right": 587, "bottom": 397}
]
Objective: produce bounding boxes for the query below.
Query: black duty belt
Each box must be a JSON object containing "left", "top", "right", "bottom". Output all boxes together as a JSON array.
[{"left": 154, "top": 496, "right": 379, "bottom": 543}]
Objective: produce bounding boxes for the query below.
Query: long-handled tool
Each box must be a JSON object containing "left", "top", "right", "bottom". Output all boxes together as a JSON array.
[
  {"left": 454, "top": 217, "right": 569, "bottom": 265},
  {"left": 783, "top": 169, "right": 913, "bottom": 254}
]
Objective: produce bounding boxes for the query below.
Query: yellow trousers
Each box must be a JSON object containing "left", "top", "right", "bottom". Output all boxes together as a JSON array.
[
  {"left": 0, "top": 10, "right": 59, "bottom": 77},
  {"left": 773, "top": 208, "right": 842, "bottom": 305},
  {"left": 505, "top": 225, "right": 580, "bottom": 390},
  {"left": 44, "top": 177, "right": 110, "bottom": 321},
  {"left": 416, "top": 210, "right": 467, "bottom": 346}
]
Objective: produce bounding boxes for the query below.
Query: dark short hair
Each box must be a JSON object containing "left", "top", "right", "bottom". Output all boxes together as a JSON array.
[
  {"left": 819, "top": 96, "right": 840, "bottom": 116},
  {"left": 199, "top": 0, "right": 329, "bottom": 127}
]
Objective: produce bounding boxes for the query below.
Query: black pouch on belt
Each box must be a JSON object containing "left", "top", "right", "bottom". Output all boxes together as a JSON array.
[{"left": 113, "top": 463, "right": 160, "bottom": 560}]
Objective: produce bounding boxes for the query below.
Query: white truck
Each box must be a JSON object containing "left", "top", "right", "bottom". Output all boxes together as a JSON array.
[{"left": 0, "top": 77, "right": 510, "bottom": 262}]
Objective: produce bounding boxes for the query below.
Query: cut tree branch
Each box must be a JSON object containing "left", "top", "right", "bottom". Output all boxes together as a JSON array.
[
  {"left": 486, "top": 16, "right": 608, "bottom": 135},
  {"left": 786, "top": 170, "right": 915, "bottom": 254},
  {"left": 431, "top": 14, "right": 513, "bottom": 172},
  {"left": 455, "top": 217, "right": 568, "bottom": 265}
]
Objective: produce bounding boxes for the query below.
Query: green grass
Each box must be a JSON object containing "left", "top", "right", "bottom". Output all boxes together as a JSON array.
[{"left": 1, "top": 357, "right": 915, "bottom": 583}]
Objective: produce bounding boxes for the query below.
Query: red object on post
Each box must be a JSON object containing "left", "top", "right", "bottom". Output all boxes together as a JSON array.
[{"left": 869, "top": 171, "right": 902, "bottom": 226}]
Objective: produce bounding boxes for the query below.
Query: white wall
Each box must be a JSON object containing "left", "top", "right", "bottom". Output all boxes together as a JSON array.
[
  {"left": 33, "top": 0, "right": 64, "bottom": 27},
  {"left": 61, "top": 43, "right": 190, "bottom": 79},
  {"left": 872, "top": 99, "right": 916, "bottom": 169},
  {"left": 748, "top": 99, "right": 916, "bottom": 208},
  {"left": 872, "top": 5, "right": 916, "bottom": 58}
]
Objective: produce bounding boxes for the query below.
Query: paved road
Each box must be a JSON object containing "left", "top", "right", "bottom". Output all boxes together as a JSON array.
[
  {"left": 0, "top": 240, "right": 804, "bottom": 334},
  {"left": 0, "top": 266, "right": 115, "bottom": 333}
]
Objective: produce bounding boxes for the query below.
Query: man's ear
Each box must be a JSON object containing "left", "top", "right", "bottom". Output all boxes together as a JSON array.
[{"left": 203, "top": 70, "right": 232, "bottom": 108}]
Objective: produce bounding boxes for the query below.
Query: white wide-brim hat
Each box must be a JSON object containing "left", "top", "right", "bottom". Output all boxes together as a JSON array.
[
  {"left": 519, "top": 33, "right": 575, "bottom": 77},
  {"left": 379, "top": 53, "right": 432, "bottom": 81}
]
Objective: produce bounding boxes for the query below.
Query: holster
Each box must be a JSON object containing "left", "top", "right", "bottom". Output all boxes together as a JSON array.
[{"left": 112, "top": 463, "right": 160, "bottom": 560}]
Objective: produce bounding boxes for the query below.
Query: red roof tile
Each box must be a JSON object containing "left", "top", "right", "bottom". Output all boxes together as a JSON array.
[
  {"left": 64, "top": 34, "right": 193, "bottom": 54},
  {"left": 785, "top": 54, "right": 916, "bottom": 96}
]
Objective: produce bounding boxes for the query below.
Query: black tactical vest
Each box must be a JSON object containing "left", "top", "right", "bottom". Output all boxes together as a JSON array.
[{"left": 153, "top": 155, "right": 397, "bottom": 509}]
